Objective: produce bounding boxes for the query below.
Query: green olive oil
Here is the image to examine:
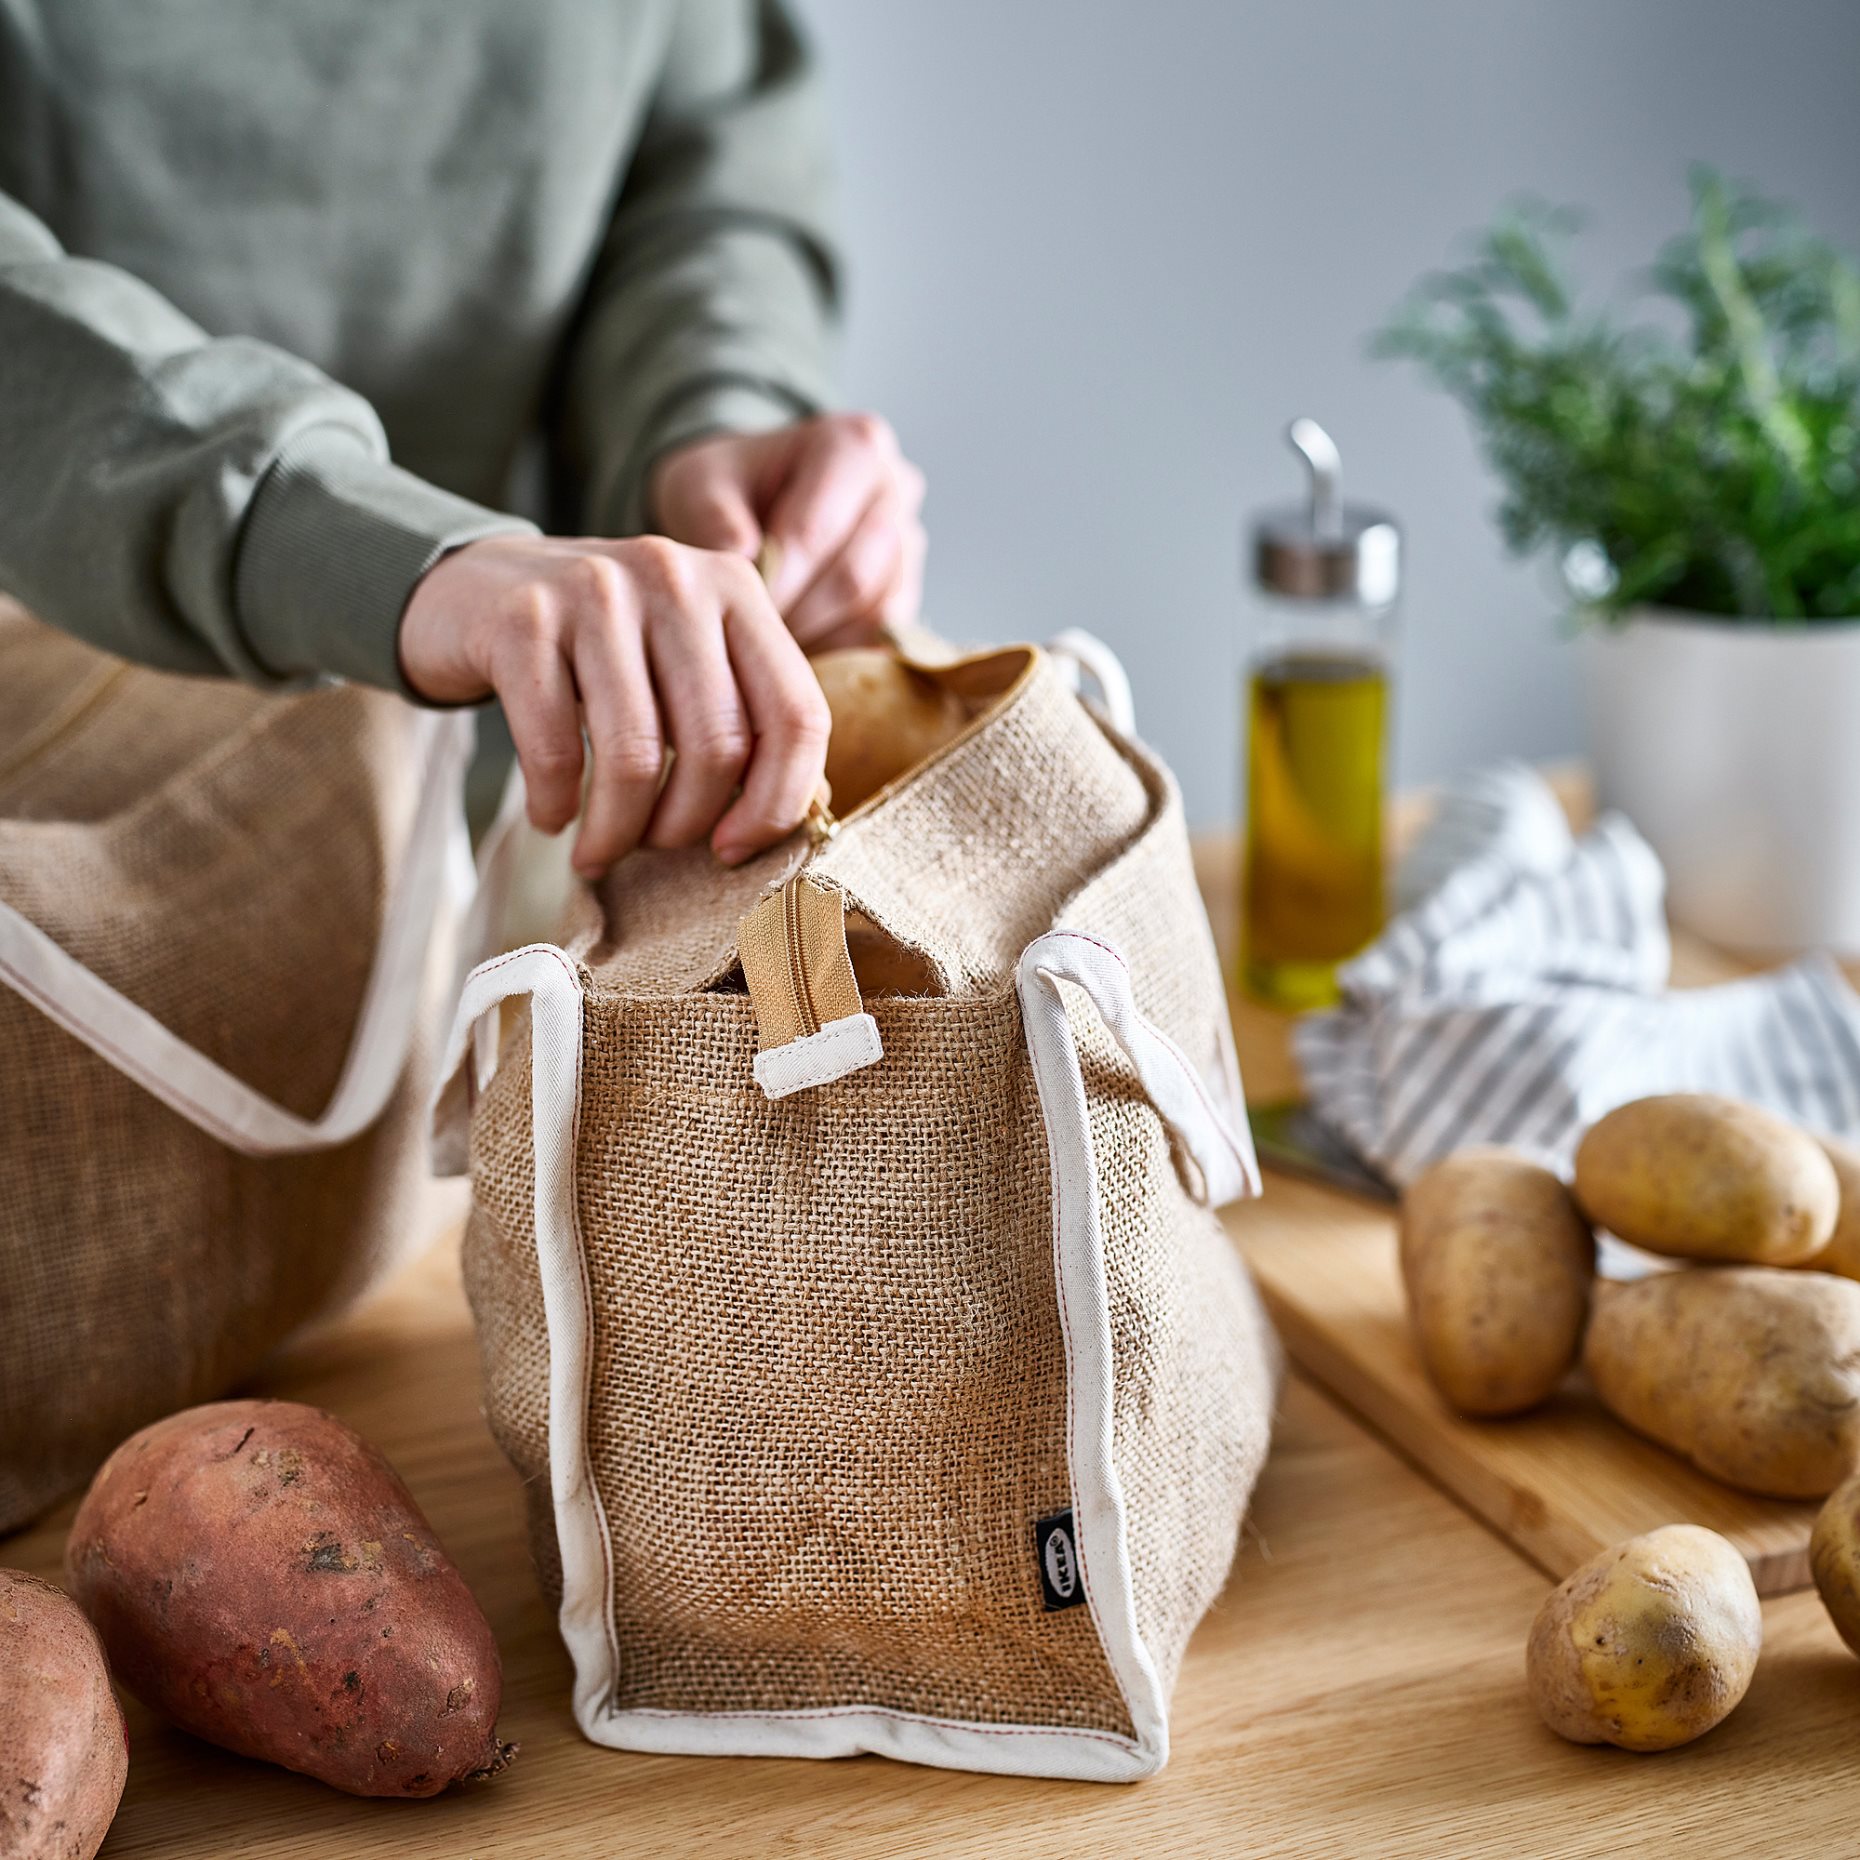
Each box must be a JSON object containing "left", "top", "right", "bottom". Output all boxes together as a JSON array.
[{"left": 1241, "top": 648, "right": 1387, "bottom": 1010}]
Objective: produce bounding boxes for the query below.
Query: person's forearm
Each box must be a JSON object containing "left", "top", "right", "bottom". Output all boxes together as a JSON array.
[
  {"left": 558, "top": 0, "right": 841, "bottom": 538},
  {"left": 0, "top": 190, "right": 531, "bottom": 692}
]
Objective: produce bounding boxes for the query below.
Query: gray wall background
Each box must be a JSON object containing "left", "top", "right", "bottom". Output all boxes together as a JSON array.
[{"left": 796, "top": 0, "right": 1860, "bottom": 825}]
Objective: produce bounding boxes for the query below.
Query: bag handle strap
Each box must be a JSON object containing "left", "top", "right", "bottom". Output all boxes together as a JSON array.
[
  {"left": 1046, "top": 630, "right": 1136, "bottom": 737},
  {"left": 426, "top": 943, "right": 619, "bottom": 1729},
  {"left": 1017, "top": 928, "right": 1259, "bottom": 1207},
  {"left": 0, "top": 706, "right": 476, "bottom": 1158}
]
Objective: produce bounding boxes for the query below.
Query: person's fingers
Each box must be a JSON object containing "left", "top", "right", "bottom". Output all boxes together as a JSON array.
[
  {"left": 807, "top": 612, "right": 893, "bottom": 655},
  {"left": 491, "top": 606, "right": 584, "bottom": 836},
  {"left": 655, "top": 449, "right": 762, "bottom": 556},
  {"left": 567, "top": 603, "right": 664, "bottom": 878},
  {"left": 711, "top": 580, "right": 833, "bottom": 865},
  {"left": 762, "top": 414, "right": 896, "bottom": 611},
  {"left": 878, "top": 513, "right": 929, "bottom": 633},
  {"left": 637, "top": 554, "right": 753, "bottom": 851},
  {"left": 784, "top": 479, "right": 908, "bottom": 646},
  {"left": 797, "top": 493, "right": 925, "bottom": 653}
]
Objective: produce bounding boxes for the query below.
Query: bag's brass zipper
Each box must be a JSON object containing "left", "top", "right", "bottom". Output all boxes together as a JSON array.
[
  {"left": 782, "top": 873, "right": 819, "bottom": 1038},
  {"left": 740, "top": 866, "right": 868, "bottom": 1064},
  {"left": 804, "top": 791, "right": 840, "bottom": 849},
  {"left": 790, "top": 646, "right": 1043, "bottom": 853}
]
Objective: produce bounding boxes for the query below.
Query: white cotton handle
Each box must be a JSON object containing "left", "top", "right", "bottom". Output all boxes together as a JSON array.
[
  {"left": 1018, "top": 929, "right": 1260, "bottom": 1208},
  {"left": 429, "top": 943, "right": 622, "bottom": 1744},
  {"left": 1046, "top": 630, "right": 1137, "bottom": 737},
  {"left": 0, "top": 707, "right": 476, "bottom": 1158},
  {"left": 452, "top": 752, "right": 528, "bottom": 1005}
]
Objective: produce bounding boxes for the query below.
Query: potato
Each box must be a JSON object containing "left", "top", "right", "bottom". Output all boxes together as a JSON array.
[
  {"left": 1803, "top": 1136, "right": 1860, "bottom": 1281},
  {"left": 1526, "top": 1524, "right": 1760, "bottom": 1751},
  {"left": 812, "top": 648, "right": 968, "bottom": 813},
  {"left": 1398, "top": 1146, "right": 1594, "bottom": 1416},
  {"left": 1584, "top": 1266, "right": 1860, "bottom": 1498},
  {"left": 1810, "top": 1471, "right": 1860, "bottom": 1656},
  {"left": 66, "top": 1400, "right": 512, "bottom": 1798},
  {"left": 0, "top": 1569, "right": 127, "bottom": 1859},
  {"left": 1572, "top": 1093, "right": 1837, "bottom": 1265}
]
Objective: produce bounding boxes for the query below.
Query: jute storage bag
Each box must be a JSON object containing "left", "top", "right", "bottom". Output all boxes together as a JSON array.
[
  {"left": 438, "top": 637, "right": 1279, "bottom": 1781},
  {"left": 0, "top": 601, "right": 472, "bottom": 1531}
]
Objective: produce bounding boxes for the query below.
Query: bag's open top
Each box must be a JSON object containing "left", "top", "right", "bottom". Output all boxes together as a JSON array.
[{"left": 564, "top": 644, "right": 1155, "bottom": 1005}]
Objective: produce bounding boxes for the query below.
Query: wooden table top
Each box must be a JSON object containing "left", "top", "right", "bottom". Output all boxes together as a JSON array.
[{"left": 10, "top": 826, "right": 1860, "bottom": 1858}]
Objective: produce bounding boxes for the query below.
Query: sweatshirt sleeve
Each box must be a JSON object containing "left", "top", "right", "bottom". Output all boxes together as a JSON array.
[
  {"left": 558, "top": 0, "right": 842, "bottom": 537},
  {"left": 0, "top": 189, "right": 534, "bottom": 694}
]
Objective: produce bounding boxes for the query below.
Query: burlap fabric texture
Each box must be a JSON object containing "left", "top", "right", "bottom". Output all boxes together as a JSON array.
[
  {"left": 0, "top": 602, "right": 466, "bottom": 1531},
  {"left": 445, "top": 640, "right": 1280, "bottom": 1782}
]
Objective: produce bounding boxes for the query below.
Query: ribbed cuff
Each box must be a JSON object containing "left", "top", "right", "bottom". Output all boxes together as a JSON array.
[
  {"left": 235, "top": 427, "right": 537, "bottom": 695},
  {"left": 619, "top": 376, "right": 821, "bottom": 536}
]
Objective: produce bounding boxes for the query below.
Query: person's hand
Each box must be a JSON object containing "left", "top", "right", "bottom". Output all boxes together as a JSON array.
[
  {"left": 398, "top": 534, "right": 830, "bottom": 876},
  {"left": 649, "top": 412, "right": 927, "bottom": 651}
]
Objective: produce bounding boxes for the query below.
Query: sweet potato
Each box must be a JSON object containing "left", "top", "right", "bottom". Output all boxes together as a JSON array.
[
  {"left": 0, "top": 1568, "right": 127, "bottom": 1859},
  {"left": 65, "top": 1400, "right": 511, "bottom": 1798}
]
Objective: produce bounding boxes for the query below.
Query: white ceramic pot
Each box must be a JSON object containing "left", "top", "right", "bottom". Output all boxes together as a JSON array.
[{"left": 1580, "top": 606, "right": 1860, "bottom": 954}]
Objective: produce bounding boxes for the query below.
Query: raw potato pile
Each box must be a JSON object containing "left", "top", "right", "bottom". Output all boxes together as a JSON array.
[
  {"left": 0, "top": 1568, "right": 127, "bottom": 1859},
  {"left": 1571, "top": 1095, "right": 1860, "bottom": 1499},
  {"left": 66, "top": 1399, "right": 512, "bottom": 1799},
  {"left": 1397, "top": 1097, "right": 1860, "bottom": 1759},
  {"left": 1399, "top": 1092, "right": 1860, "bottom": 1499}
]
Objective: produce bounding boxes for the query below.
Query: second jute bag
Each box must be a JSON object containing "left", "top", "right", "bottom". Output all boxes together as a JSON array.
[
  {"left": 438, "top": 638, "right": 1279, "bottom": 1781},
  {"left": 0, "top": 601, "right": 472, "bottom": 1530}
]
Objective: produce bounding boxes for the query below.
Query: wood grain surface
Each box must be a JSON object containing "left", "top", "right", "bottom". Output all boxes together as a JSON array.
[{"left": 13, "top": 1233, "right": 1860, "bottom": 1860}]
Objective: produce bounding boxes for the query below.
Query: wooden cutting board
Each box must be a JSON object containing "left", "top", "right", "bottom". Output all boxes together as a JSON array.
[{"left": 1219, "top": 1162, "right": 1822, "bottom": 1596}]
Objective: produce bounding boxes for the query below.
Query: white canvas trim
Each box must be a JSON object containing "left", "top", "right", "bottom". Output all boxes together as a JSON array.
[
  {"left": 751, "top": 1011, "right": 883, "bottom": 1099},
  {"left": 434, "top": 918, "right": 1258, "bottom": 1783},
  {"left": 0, "top": 705, "right": 475, "bottom": 1157},
  {"left": 579, "top": 1702, "right": 1146, "bottom": 1780},
  {"left": 1047, "top": 629, "right": 1137, "bottom": 736},
  {"left": 434, "top": 943, "right": 621, "bottom": 1733},
  {"left": 1014, "top": 928, "right": 1262, "bottom": 1781}
]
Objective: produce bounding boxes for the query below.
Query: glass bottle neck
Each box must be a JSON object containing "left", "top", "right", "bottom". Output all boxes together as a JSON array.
[{"left": 1249, "top": 592, "right": 1396, "bottom": 672}]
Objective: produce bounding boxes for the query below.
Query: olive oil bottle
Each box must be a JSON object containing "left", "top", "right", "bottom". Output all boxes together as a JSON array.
[{"left": 1241, "top": 421, "right": 1400, "bottom": 1011}]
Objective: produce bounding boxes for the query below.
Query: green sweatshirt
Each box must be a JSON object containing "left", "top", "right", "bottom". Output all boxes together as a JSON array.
[{"left": 0, "top": 0, "right": 838, "bottom": 695}]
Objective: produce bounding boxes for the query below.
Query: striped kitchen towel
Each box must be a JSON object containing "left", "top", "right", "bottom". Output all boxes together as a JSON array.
[{"left": 1295, "top": 763, "right": 1860, "bottom": 1188}]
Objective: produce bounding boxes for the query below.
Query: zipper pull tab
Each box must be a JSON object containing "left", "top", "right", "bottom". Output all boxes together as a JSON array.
[
  {"left": 737, "top": 877, "right": 882, "bottom": 1100},
  {"left": 804, "top": 790, "right": 839, "bottom": 849}
]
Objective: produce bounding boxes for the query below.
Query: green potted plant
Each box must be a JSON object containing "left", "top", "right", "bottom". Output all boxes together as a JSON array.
[{"left": 1380, "top": 170, "right": 1860, "bottom": 953}]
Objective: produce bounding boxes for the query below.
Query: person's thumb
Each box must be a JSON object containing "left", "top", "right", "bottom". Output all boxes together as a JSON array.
[{"left": 659, "top": 461, "right": 762, "bottom": 556}]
